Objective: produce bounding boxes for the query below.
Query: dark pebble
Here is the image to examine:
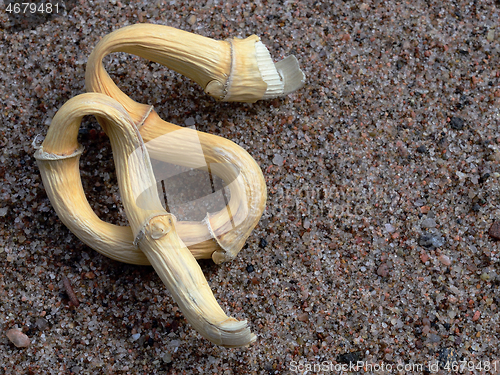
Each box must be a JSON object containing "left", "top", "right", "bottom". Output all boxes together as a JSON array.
[
  {"left": 246, "top": 264, "right": 255, "bottom": 273},
  {"left": 418, "top": 234, "right": 434, "bottom": 248},
  {"left": 259, "top": 238, "right": 268, "bottom": 249},
  {"left": 337, "top": 351, "right": 363, "bottom": 364},
  {"left": 418, "top": 233, "right": 444, "bottom": 249},
  {"left": 488, "top": 221, "right": 500, "bottom": 240},
  {"left": 35, "top": 318, "right": 49, "bottom": 331},
  {"left": 449, "top": 116, "right": 464, "bottom": 130},
  {"left": 479, "top": 173, "right": 490, "bottom": 184},
  {"left": 416, "top": 145, "right": 427, "bottom": 153}
]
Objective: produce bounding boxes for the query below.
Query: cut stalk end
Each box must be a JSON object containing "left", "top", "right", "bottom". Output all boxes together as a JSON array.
[{"left": 217, "top": 35, "right": 306, "bottom": 103}]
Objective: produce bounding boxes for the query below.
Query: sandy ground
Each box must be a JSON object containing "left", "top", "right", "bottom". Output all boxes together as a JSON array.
[{"left": 1, "top": 0, "right": 500, "bottom": 374}]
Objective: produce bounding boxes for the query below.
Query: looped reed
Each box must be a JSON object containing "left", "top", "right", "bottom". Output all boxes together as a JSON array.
[{"left": 35, "top": 24, "right": 305, "bottom": 347}]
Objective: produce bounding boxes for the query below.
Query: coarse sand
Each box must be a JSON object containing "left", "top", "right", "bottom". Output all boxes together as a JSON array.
[{"left": 1, "top": 0, "right": 500, "bottom": 374}]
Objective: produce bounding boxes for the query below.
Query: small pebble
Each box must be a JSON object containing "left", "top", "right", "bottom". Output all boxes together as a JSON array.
[
  {"left": 438, "top": 254, "right": 451, "bottom": 266},
  {"left": 479, "top": 173, "right": 490, "bottom": 184},
  {"left": 384, "top": 223, "right": 395, "bottom": 233},
  {"left": 420, "top": 206, "right": 430, "bottom": 214},
  {"left": 337, "top": 351, "right": 363, "bottom": 364},
  {"left": 377, "top": 263, "right": 389, "bottom": 277},
  {"left": 259, "top": 238, "right": 268, "bottom": 248},
  {"left": 418, "top": 234, "right": 434, "bottom": 248},
  {"left": 487, "top": 28, "right": 495, "bottom": 42},
  {"left": 421, "top": 218, "right": 437, "bottom": 228},
  {"left": 480, "top": 272, "right": 490, "bottom": 281},
  {"left": 162, "top": 352, "right": 172, "bottom": 363},
  {"left": 62, "top": 276, "right": 80, "bottom": 307},
  {"left": 414, "top": 198, "right": 425, "bottom": 207},
  {"left": 449, "top": 116, "right": 464, "bottom": 130},
  {"left": 297, "top": 313, "right": 309, "bottom": 322},
  {"left": 6, "top": 329, "right": 30, "bottom": 348},
  {"left": 187, "top": 15, "right": 196, "bottom": 25},
  {"left": 272, "top": 154, "right": 284, "bottom": 166},
  {"left": 416, "top": 145, "right": 427, "bottom": 153},
  {"left": 184, "top": 117, "right": 195, "bottom": 126},
  {"left": 396, "top": 140, "right": 409, "bottom": 157},
  {"left": 301, "top": 289, "right": 309, "bottom": 300},
  {"left": 246, "top": 264, "right": 254, "bottom": 273},
  {"left": 131, "top": 333, "right": 141, "bottom": 341},
  {"left": 431, "top": 235, "right": 445, "bottom": 248},
  {"left": 488, "top": 221, "right": 500, "bottom": 240},
  {"left": 35, "top": 318, "right": 49, "bottom": 331},
  {"left": 418, "top": 233, "right": 445, "bottom": 248},
  {"left": 472, "top": 311, "right": 481, "bottom": 321}
]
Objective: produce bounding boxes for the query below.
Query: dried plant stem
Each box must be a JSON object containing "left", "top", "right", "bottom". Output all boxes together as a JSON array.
[
  {"left": 82, "top": 24, "right": 303, "bottom": 263},
  {"left": 35, "top": 93, "right": 256, "bottom": 347}
]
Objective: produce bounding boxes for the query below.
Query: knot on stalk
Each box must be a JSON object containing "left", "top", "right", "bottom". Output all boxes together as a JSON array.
[
  {"left": 134, "top": 214, "right": 174, "bottom": 246},
  {"left": 148, "top": 215, "right": 173, "bottom": 240}
]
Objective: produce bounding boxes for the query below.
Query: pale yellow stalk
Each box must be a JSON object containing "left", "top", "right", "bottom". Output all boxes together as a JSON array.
[
  {"left": 35, "top": 93, "right": 256, "bottom": 347},
  {"left": 83, "top": 24, "right": 304, "bottom": 263}
]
